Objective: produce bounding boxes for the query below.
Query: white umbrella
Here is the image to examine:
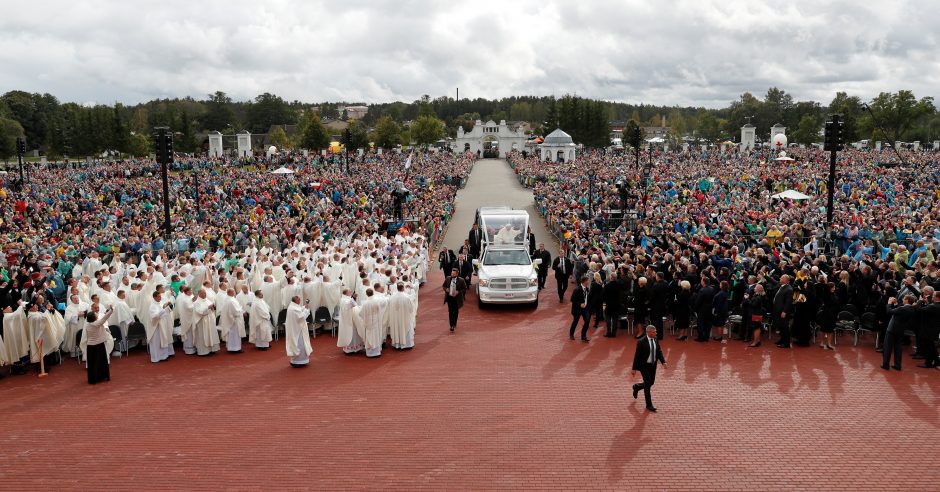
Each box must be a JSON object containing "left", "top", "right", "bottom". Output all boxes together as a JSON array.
[
  {"left": 270, "top": 166, "right": 294, "bottom": 174},
  {"left": 773, "top": 151, "right": 795, "bottom": 161},
  {"left": 772, "top": 189, "right": 811, "bottom": 200}
]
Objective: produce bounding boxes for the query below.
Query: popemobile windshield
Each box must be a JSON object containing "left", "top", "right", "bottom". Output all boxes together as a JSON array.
[{"left": 472, "top": 208, "right": 541, "bottom": 308}]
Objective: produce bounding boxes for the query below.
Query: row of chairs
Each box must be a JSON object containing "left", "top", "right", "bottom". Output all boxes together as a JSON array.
[
  {"left": 616, "top": 306, "right": 881, "bottom": 347},
  {"left": 270, "top": 306, "right": 339, "bottom": 341}
]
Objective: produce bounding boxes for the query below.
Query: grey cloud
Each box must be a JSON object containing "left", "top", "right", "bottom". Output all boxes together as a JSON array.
[{"left": 0, "top": 0, "right": 937, "bottom": 108}]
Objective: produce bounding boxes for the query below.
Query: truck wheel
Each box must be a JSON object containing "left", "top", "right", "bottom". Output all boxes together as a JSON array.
[
  {"left": 478, "top": 297, "right": 485, "bottom": 309},
  {"left": 531, "top": 297, "right": 539, "bottom": 309}
]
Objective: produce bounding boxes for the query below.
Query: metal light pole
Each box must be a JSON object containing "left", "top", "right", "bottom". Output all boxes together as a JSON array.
[
  {"left": 587, "top": 169, "right": 596, "bottom": 219},
  {"left": 633, "top": 126, "right": 641, "bottom": 170},
  {"left": 154, "top": 127, "right": 173, "bottom": 241},
  {"left": 642, "top": 142, "right": 653, "bottom": 220},
  {"left": 15, "top": 137, "right": 25, "bottom": 183},
  {"left": 193, "top": 166, "right": 201, "bottom": 221},
  {"left": 823, "top": 114, "right": 843, "bottom": 251}
]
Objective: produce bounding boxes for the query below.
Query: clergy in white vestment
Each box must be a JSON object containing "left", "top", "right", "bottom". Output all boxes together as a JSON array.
[
  {"left": 285, "top": 296, "right": 312, "bottom": 367},
  {"left": 177, "top": 286, "right": 196, "bottom": 355},
  {"left": 387, "top": 283, "right": 416, "bottom": 350},
  {"left": 218, "top": 288, "right": 245, "bottom": 353},
  {"left": 261, "top": 275, "right": 285, "bottom": 327},
  {"left": 358, "top": 289, "right": 388, "bottom": 358},
  {"left": 285, "top": 275, "right": 303, "bottom": 306},
  {"left": 321, "top": 275, "right": 342, "bottom": 315},
  {"left": 27, "top": 303, "right": 66, "bottom": 364},
  {"left": 304, "top": 275, "right": 323, "bottom": 310},
  {"left": 111, "top": 290, "right": 136, "bottom": 353},
  {"left": 192, "top": 289, "right": 220, "bottom": 356},
  {"left": 372, "top": 283, "right": 391, "bottom": 340},
  {"left": 2, "top": 304, "right": 29, "bottom": 364},
  {"left": 146, "top": 291, "right": 175, "bottom": 363},
  {"left": 248, "top": 290, "right": 273, "bottom": 350},
  {"left": 63, "top": 295, "right": 89, "bottom": 357},
  {"left": 337, "top": 289, "right": 363, "bottom": 354}
]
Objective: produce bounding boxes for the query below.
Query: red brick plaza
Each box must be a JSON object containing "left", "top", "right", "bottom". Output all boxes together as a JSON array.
[{"left": 1, "top": 268, "right": 938, "bottom": 490}]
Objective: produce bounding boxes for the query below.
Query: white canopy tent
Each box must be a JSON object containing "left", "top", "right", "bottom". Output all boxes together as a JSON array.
[
  {"left": 773, "top": 151, "right": 795, "bottom": 161},
  {"left": 270, "top": 166, "right": 295, "bottom": 175},
  {"left": 771, "top": 189, "right": 811, "bottom": 200}
]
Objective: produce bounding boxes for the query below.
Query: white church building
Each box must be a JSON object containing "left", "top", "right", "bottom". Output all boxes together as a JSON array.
[{"left": 455, "top": 120, "right": 527, "bottom": 158}]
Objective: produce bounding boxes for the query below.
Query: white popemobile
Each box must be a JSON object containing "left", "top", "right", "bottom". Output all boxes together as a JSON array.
[{"left": 472, "top": 207, "right": 541, "bottom": 308}]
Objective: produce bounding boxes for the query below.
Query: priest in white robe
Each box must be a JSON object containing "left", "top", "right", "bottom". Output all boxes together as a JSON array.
[
  {"left": 218, "top": 288, "right": 245, "bottom": 353},
  {"left": 146, "top": 291, "right": 175, "bottom": 363},
  {"left": 192, "top": 289, "right": 220, "bottom": 356},
  {"left": 177, "top": 286, "right": 197, "bottom": 355},
  {"left": 387, "top": 283, "right": 416, "bottom": 350},
  {"left": 358, "top": 289, "right": 388, "bottom": 358},
  {"left": 63, "top": 295, "right": 90, "bottom": 357},
  {"left": 321, "top": 275, "right": 342, "bottom": 316},
  {"left": 285, "top": 296, "right": 312, "bottom": 367},
  {"left": 248, "top": 290, "right": 273, "bottom": 350},
  {"left": 337, "top": 289, "right": 363, "bottom": 354},
  {"left": 28, "top": 302, "right": 65, "bottom": 359},
  {"left": 261, "top": 275, "right": 285, "bottom": 327},
  {"left": 2, "top": 304, "right": 30, "bottom": 364}
]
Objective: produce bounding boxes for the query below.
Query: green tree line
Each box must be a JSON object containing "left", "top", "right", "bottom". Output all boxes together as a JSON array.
[{"left": 2, "top": 87, "right": 938, "bottom": 159}]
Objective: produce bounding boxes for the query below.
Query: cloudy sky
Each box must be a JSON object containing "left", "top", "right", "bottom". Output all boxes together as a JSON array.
[{"left": 1, "top": 0, "right": 937, "bottom": 108}]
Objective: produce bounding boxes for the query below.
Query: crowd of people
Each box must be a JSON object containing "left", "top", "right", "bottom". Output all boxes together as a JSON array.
[
  {"left": 509, "top": 146, "right": 940, "bottom": 369},
  {"left": 0, "top": 150, "right": 476, "bottom": 380}
]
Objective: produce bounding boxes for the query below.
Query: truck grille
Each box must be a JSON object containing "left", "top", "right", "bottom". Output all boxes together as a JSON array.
[{"left": 489, "top": 277, "right": 530, "bottom": 290}]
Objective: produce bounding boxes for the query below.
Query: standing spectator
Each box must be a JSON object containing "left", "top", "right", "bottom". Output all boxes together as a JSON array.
[
  {"left": 468, "top": 223, "right": 483, "bottom": 259},
  {"left": 552, "top": 251, "right": 573, "bottom": 302},
  {"left": 534, "top": 243, "right": 551, "bottom": 291},
  {"left": 711, "top": 281, "right": 730, "bottom": 342},
  {"left": 773, "top": 275, "right": 794, "bottom": 348},
  {"left": 883, "top": 295, "right": 917, "bottom": 370},
  {"left": 603, "top": 272, "right": 622, "bottom": 338},
  {"left": 916, "top": 290, "right": 940, "bottom": 368},
  {"left": 694, "top": 277, "right": 716, "bottom": 342},
  {"left": 672, "top": 280, "right": 692, "bottom": 341},
  {"left": 442, "top": 268, "right": 466, "bottom": 333},
  {"left": 648, "top": 272, "right": 670, "bottom": 341},
  {"left": 83, "top": 305, "right": 114, "bottom": 385},
  {"left": 568, "top": 275, "right": 591, "bottom": 342}
]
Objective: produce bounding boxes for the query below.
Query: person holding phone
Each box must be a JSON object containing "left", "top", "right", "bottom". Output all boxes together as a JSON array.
[{"left": 84, "top": 305, "right": 114, "bottom": 385}]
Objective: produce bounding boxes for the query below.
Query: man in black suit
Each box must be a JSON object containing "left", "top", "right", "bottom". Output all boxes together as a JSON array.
[
  {"left": 455, "top": 253, "right": 473, "bottom": 288},
  {"left": 648, "top": 272, "right": 670, "bottom": 340},
  {"left": 568, "top": 275, "right": 592, "bottom": 342},
  {"left": 883, "top": 294, "right": 918, "bottom": 370},
  {"left": 442, "top": 268, "right": 467, "bottom": 332},
  {"left": 632, "top": 325, "right": 667, "bottom": 412},
  {"left": 694, "top": 278, "right": 716, "bottom": 342},
  {"left": 527, "top": 227, "right": 536, "bottom": 257},
  {"left": 773, "top": 275, "right": 794, "bottom": 348},
  {"left": 552, "top": 253, "right": 574, "bottom": 302},
  {"left": 603, "top": 272, "right": 622, "bottom": 337},
  {"left": 534, "top": 243, "right": 551, "bottom": 290},
  {"left": 438, "top": 248, "right": 457, "bottom": 273},
  {"left": 916, "top": 291, "right": 940, "bottom": 368},
  {"left": 468, "top": 224, "right": 483, "bottom": 259}
]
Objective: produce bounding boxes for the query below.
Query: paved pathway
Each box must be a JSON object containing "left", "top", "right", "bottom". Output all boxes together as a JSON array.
[
  {"left": 440, "top": 157, "right": 558, "bottom": 257},
  {"left": 0, "top": 159, "right": 938, "bottom": 490}
]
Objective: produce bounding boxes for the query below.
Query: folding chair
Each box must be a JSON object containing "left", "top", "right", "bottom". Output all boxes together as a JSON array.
[
  {"left": 75, "top": 328, "right": 84, "bottom": 365},
  {"left": 833, "top": 311, "right": 858, "bottom": 346},
  {"left": 126, "top": 322, "right": 148, "bottom": 354},
  {"left": 108, "top": 325, "right": 125, "bottom": 357},
  {"left": 857, "top": 312, "right": 877, "bottom": 346}
]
